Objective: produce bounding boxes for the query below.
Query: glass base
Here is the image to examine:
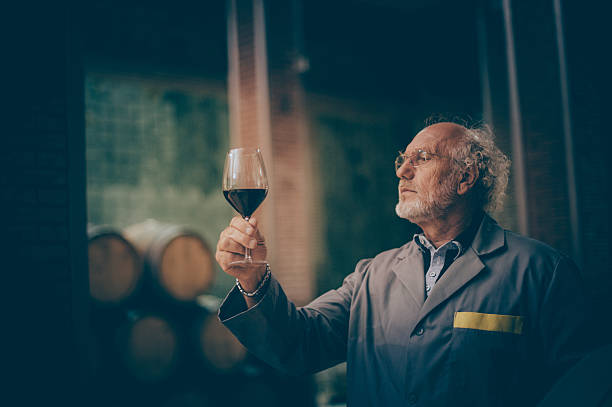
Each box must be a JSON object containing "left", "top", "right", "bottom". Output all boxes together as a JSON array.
[{"left": 227, "top": 259, "right": 268, "bottom": 271}]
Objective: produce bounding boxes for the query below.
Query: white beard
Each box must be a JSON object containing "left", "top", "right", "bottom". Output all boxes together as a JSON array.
[
  {"left": 395, "top": 194, "right": 436, "bottom": 222},
  {"left": 395, "top": 177, "right": 459, "bottom": 222}
]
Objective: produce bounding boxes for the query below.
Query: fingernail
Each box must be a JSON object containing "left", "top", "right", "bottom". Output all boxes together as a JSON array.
[
  {"left": 249, "top": 217, "right": 257, "bottom": 226},
  {"left": 246, "top": 227, "right": 253, "bottom": 235}
]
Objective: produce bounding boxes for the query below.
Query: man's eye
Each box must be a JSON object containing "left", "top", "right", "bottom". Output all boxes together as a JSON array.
[{"left": 415, "top": 151, "right": 428, "bottom": 163}]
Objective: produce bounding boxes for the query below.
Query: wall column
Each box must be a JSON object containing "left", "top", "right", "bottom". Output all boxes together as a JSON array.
[{"left": 227, "top": 0, "right": 314, "bottom": 304}]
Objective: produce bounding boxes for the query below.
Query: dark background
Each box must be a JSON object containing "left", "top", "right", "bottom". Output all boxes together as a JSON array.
[{"left": 3, "top": 0, "right": 608, "bottom": 405}]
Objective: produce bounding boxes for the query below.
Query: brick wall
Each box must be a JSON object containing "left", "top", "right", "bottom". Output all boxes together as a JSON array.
[
  {"left": 484, "top": 0, "right": 608, "bottom": 316},
  {"left": 4, "top": 1, "right": 89, "bottom": 404},
  {"left": 511, "top": 0, "right": 572, "bottom": 255},
  {"left": 265, "top": 0, "right": 315, "bottom": 305},
  {"left": 560, "top": 0, "right": 608, "bottom": 306},
  {"left": 506, "top": 0, "right": 608, "bottom": 300},
  {"left": 230, "top": 0, "right": 315, "bottom": 305},
  {"left": 234, "top": 0, "right": 260, "bottom": 145}
]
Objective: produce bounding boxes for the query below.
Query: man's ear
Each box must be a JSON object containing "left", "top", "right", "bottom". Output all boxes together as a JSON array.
[{"left": 457, "top": 164, "right": 479, "bottom": 196}]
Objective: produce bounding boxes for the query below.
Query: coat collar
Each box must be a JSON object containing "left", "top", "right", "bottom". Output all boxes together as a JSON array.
[
  {"left": 395, "top": 213, "right": 506, "bottom": 335},
  {"left": 391, "top": 242, "right": 426, "bottom": 309},
  {"left": 471, "top": 213, "right": 506, "bottom": 256}
]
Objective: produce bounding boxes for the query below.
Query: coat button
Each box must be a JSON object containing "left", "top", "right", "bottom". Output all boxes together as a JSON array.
[
  {"left": 416, "top": 327, "right": 424, "bottom": 336},
  {"left": 408, "top": 393, "right": 418, "bottom": 404}
]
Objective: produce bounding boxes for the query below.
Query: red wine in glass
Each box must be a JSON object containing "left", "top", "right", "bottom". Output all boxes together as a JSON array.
[
  {"left": 222, "top": 148, "right": 269, "bottom": 266},
  {"left": 223, "top": 188, "right": 268, "bottom": 219}
]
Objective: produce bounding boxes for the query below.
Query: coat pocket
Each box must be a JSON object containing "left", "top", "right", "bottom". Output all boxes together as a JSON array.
[
  {"left": 453, "top": 311, "right": 524, "bottom": 334},
  {"left": 449, "top": 316, "right": 526, "bottom": 407}
]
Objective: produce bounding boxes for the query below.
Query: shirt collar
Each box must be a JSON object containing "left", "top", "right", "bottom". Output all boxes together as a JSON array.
[
  {"left": 412, "top": 210, "right": 485, "bottom": 259},
  {"left": 414, "top": 234, "right": 462, "bottom": 260}
]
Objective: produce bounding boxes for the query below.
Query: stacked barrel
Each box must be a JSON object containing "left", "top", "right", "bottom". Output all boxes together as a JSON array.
[{"left": 87, "top": 219, "right": 313, "bottom": 406}]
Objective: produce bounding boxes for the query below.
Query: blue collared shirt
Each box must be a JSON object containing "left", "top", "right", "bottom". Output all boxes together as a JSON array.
[{"left": 414, "top": 234, "right": 462, "bottom": 298}]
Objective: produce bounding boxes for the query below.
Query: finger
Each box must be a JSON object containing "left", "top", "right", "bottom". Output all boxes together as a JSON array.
[
  {"left": 231, "top": 216, "right": 267, "bottom": 245},
  {"left": 232, "top": 227, "right": 258, "bottom": 250},
  {"left": 219, "top": 222, "right": 258, "bottom": 250},
  {"left": 215, "top": 251, "right": 246, "bottom": 276},
  {"left": 216, "top": 235, "right": 245, "bottom": 255},
  {"left": 216, "top": 252, "right": 262, "bottom": 279},
  {"left": 230, "top": 216, "right": 256, "bottom": 237},
  {"left": 247, "top": 217, "right": 266, "bottom": 244},
  {"left": 218, "top": 228, "right": 241, "bottom": 252},
  {"left": 227, "top": 220, "right": 258, "bottom": 250}
]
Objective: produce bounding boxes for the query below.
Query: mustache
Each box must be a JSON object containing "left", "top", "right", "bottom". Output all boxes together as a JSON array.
[{"left": 399, "top": 180, "right": 413, "bottom": 190}]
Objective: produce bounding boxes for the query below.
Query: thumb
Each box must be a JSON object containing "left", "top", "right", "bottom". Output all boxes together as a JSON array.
[{"left": 248, "top": 217, "right": 266, "bottom": 243}]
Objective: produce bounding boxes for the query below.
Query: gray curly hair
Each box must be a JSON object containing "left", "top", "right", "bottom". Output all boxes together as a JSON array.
[
  {"left": 453, "top": 124, "right": 510, "bottom": 213},
  {"left": 430, "top": 119, "right": 511, "bottom": 213}
]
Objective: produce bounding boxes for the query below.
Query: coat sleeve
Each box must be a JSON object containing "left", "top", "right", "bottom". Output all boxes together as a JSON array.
[{"left": 219, "top": 258, "right": 371, "bottom": 375}]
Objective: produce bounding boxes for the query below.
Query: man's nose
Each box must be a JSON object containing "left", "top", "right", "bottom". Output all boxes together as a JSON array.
[{"left": 396, "top": 162, "right": 415, "bottom": 179}]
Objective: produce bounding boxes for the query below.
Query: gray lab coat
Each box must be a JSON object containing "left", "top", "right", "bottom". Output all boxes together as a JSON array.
[{"left": 219, "top": 214, "right": 598, "bottom": 406}]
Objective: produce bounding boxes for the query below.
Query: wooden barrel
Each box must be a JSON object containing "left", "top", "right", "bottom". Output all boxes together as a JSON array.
[
  {"left": 193, "top": 295, "right": 247, "bottom": 372},
  {"left": 117, "top": 311, "right": 180, "bottom": 383},
  {"left": 123, "top": 219, "right": 215, "bottom": 303},
  {"left": 88, "top": 225, "right": 142, "bottom": 305}
]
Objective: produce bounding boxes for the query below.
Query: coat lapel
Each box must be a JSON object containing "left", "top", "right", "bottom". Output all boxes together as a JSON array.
[
  {"left": 407, "top": 214, "right": 506, "bottom": 335},
  {"left": 391, "top": 243, "right": 425, "bottom": 309}
]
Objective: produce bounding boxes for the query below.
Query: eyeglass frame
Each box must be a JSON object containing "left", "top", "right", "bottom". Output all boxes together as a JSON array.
[{"left": 395, "top": 149, "right": 460, "bottom": 171}]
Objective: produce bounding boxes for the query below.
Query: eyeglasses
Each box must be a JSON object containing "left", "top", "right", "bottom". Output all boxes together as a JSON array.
[{"left": 395, "top": 149, "right": 451, "bottom": 171}]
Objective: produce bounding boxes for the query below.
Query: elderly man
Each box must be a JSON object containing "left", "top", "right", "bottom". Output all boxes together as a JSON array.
[{"left": 215, "top": 122, "right": 597, "bottom": 406}]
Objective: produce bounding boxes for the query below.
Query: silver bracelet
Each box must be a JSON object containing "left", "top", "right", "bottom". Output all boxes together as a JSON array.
[{"left": 236, "top": 263, "right": 271, "bottom": 297}]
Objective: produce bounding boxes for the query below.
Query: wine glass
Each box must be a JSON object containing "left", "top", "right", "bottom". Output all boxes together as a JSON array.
[{"left": 222, "top": 147, "right": 269, "bottom": 266}]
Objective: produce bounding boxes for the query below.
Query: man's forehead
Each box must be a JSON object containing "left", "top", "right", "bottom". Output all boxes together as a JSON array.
[
  {"left": 404, "top": 122, "right": 466, "bottom": 152},
  {"left": 404, "top": 130, "right": 443, "bottom": 153}
]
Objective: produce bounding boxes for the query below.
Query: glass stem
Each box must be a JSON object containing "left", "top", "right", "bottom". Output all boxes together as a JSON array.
[{"left": 244, "top": 216, "right": 253, "bottom": 262}]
